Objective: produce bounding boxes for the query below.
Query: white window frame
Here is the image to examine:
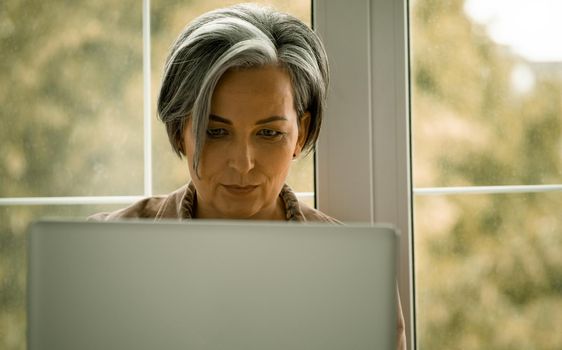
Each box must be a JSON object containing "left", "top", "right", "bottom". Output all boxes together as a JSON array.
[{"left": 313, "top": 0, "right": 414, "bottom": 347}]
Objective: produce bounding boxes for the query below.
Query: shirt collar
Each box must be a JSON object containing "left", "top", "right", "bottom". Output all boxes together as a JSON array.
[{"left": 180, "top": 182, "right": 305, "bottom": 221}]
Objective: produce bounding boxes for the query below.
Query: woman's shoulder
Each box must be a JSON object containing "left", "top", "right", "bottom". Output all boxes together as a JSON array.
[
  {"left": 88, "top": 185, "right": 189, "bottom": 221},
  {"left": 280, "top": 184, "right": 341, "bottom": 224},
  {"left": 298, "top": 200, "right": 342, "bottom": 224}
]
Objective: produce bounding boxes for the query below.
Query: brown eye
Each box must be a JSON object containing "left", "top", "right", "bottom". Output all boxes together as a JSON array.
[
  {"left": 207, "top": 128, "right": 228, "bottom": 138},
  {"left": 258, "top": 129, "right": 283, "bottom": 138}
]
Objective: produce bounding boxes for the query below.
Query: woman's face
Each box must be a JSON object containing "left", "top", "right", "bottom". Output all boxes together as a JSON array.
[{"left": 183, "top": 65, "right": 309, "bottom": 220}]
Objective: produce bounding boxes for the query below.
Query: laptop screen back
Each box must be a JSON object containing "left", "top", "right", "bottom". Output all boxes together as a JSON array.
[{"left": 28, "top": 220, "right": 397, "bottom": 350}]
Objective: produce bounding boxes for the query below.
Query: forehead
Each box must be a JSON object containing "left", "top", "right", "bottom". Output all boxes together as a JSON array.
[{"left": 212, "top": 65, "right": 294, "bottom": 106}]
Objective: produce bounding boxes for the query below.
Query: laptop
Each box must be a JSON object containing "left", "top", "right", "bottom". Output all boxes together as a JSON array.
[{"left": 28, "top": 219, "right": 398, "bottom": 350}]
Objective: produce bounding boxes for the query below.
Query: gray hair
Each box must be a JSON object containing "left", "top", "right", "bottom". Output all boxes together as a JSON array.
[{"left": 157, "top": 3, "right": 329, "bottom": 175}]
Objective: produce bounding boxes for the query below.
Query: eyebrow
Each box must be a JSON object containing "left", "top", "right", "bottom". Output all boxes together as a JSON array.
[{"left": 209, "top": 114, "right": 288, "bottom": 125}]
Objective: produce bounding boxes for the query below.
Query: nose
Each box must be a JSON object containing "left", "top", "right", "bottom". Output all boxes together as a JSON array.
[{"left": 227, "top": 138, "right": 255, "bottom": 174}]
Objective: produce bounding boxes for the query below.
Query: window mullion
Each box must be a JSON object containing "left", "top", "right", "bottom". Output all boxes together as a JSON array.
[
  {"left": 414, "top": 184, "right": 562, "bottom": 196},
  {"left": 143, "top": 0, "right": 153, "bottom": 197},
  {"left": 0, "top": 196, "right": 146, "bottom": 206}
]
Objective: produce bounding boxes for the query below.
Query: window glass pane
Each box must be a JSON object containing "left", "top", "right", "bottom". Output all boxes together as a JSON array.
[
  {"left": 410, "top": 0, "right": 562, "bottom": 188},
  {"left": 411, "top": 0, "right": 562, "bottom": 349},
  {"left": 151, "top": 0, "right": 314, "bottom": 201},
  {"left": 0, "top": 204, "right": 126, "bottom": 350},
  {"left": 0, "top": 0, "right": 144, "bottom": 197},
  {"left": 414, "top": 192, "right": 562, "bottom": 349}
]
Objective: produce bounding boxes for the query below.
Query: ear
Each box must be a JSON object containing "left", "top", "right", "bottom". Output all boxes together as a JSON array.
[{"left": 293, "top": 112, "right": 311, "bottom": 158}]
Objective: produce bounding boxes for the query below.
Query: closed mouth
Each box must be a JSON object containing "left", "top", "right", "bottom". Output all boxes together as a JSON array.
[{"left": 222, "top": 184, "right": 259, "bottom": 193}]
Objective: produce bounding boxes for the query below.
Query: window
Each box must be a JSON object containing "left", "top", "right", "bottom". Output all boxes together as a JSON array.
[
  {"left": 0, "top": 1, "right": 312, "bottom": 348},
  {"left": 6, "top": 0, "right": 557, "bottom": 349},
  {"left": 411, "top": 0, "right": 562, "bottom": 348},
  {"left": 314, "top": 1, "right": 560, "bottom": 349}
]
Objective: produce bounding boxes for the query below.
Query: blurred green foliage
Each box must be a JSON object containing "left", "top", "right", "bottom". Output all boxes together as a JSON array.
[{"left": 411, "top": 0, "right": 562, "bottom": 349}]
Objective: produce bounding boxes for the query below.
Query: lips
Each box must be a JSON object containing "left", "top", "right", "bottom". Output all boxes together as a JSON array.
[{"left": 221, "top": 184, "right": 259, "bottom": 194}]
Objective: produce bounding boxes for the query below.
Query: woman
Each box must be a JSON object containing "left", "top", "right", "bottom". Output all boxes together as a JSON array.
[
  {"left": 92, "top": 3, "right": 332, "bottom": 223},
  {"left": 92, "top": 3, "right": 405, "bottom": 348}
]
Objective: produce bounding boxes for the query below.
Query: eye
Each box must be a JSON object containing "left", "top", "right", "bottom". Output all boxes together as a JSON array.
[
  {"left": 258, "top": 129, "right": 283, "bottom": 138},
  {"left": 206, "top": 128, "right": 228, "bottom": 138}
]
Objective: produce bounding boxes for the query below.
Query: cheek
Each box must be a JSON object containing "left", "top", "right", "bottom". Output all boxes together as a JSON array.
[
  {"left": 183, "top": 133, "right": 214, "bottom": 182},
  {"left": 256, "top": 143, "right": 295, "bottom": 176},
  {"left": 191, "top": 144, "right": 226, "bottom": 180}
]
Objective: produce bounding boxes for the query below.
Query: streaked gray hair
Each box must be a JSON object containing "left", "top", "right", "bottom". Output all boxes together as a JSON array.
[{"left": 157, "top": 3, "right": 329, "bottom": 175}]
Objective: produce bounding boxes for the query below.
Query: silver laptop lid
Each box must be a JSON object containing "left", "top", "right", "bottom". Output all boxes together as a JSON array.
[{"left": 28, "top": 220, "right": 397, "bottom": 350}]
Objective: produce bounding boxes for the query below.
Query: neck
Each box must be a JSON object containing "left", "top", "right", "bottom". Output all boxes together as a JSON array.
[{"left": 194, "top": 195, "right": 286, "bottom": 221}]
